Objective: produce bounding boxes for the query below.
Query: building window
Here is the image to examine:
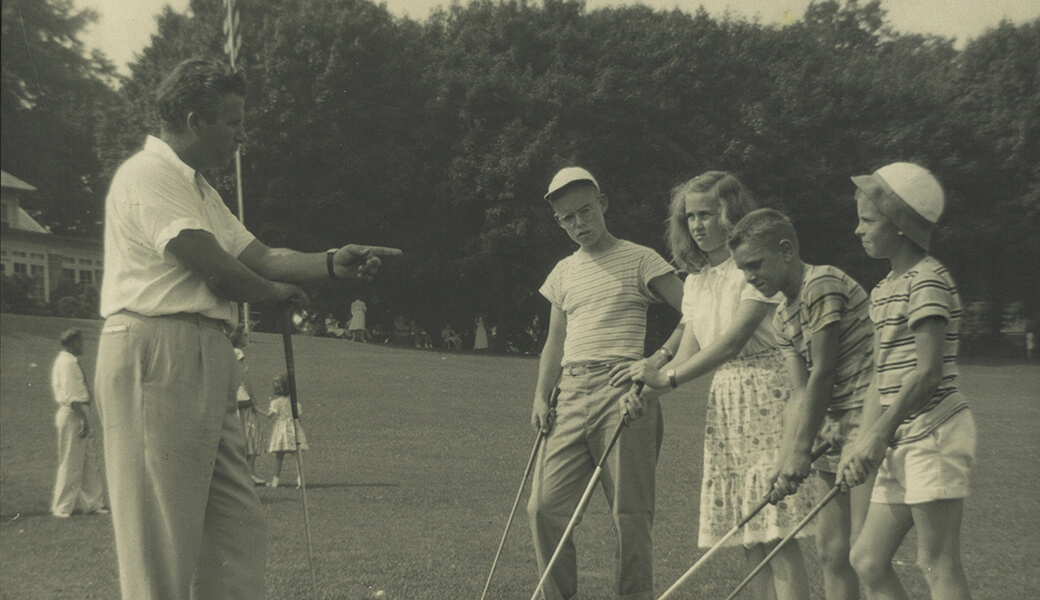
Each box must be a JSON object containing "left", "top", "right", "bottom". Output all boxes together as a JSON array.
[
  {"left": 30, "top": 265, "right": 46, "bottom": 298},
  {"left": 78, "top": 258, "right": 92, "bottom": 265},
  {"left": 95, "top": 269, "right": 104, "bottom": 282},
  {"left": 13, "top": 262, "right": 28, "bottom": 275},
  {"left": 79, "top": 270, "right": 93, "bottom": 284},
  {"left": 63, "top": 257, "right": 75, "bottom": 264},
  {"left": 14, "top": 251, "right": 27, "bottom": 258},
  {"left": 31, "top": 253, "right": 45, "bottom": 261},
  {"left": 62, "top": 268, "right": 76, "bottom": 282}
]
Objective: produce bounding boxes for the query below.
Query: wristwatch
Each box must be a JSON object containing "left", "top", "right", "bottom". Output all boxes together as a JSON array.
[{"left": 326, "top": 248, "right": 338, "bottom": 279}]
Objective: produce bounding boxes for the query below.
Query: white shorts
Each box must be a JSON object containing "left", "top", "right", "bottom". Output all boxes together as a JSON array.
[{"left": 872, "top": 408, "right": 976, "bottom": 505}]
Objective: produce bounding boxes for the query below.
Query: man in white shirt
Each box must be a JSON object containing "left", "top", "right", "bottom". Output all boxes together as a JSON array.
[
  {"left": 95, "top": 58, "right": 401, "bottom": 600},
  {"left": 50, "top": 328, "right": 107, "bottom": 518}
]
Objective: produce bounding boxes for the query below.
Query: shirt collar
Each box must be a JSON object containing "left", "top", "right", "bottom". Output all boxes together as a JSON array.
[{"left": 144, "top": 135, "right": 204, "bottom": 185}]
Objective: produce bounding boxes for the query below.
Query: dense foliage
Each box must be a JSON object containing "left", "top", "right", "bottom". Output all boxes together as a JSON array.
[{"left": 4, "top": 0, "right": 1038, "bottom": 347}]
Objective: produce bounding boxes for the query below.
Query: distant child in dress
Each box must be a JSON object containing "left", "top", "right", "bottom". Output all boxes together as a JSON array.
[
  {"left": 621, "top": 172, "right": 814, "bottom": 600},
  {"left": 839, "top": 163, "right": 976, "bottom": 600},
  {"left": 231, "top": 330, "right": 272, "bottom": 486},
  {"left": 729, "top": 208, "right": 875, "bottom": 600},
  {"left": 267, "top": 374, "right": 309, "bottom": 488}
]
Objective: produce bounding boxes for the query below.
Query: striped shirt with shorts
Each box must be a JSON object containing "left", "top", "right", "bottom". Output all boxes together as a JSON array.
[
  {"left": 869, "top": 256, "right": 975, "bottom": 505},
  {"left": 773, "top": 264, "right": 874, "bottom": 473}
]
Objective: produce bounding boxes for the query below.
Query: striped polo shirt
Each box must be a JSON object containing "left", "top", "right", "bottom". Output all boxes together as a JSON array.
[
  {"left": 774, "top": 264, "right": 874, "bottom": 411},
  {"left": 870, "top": 256, "right": 966, "bottom": 421},
  {"left": 541, "top": 240, "right": 674, "bottom": 365}
]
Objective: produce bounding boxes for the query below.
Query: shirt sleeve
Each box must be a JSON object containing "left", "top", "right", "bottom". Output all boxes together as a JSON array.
[
  {"left": 639, "top": 248, "right": 676, "bottom": 301},
  {"left": 121, "top": 160, "right": 213, "bottom": 257},
  {"left": 802, "top": 272, "right": 847, "bottom": 335},
  {"left": 539, "top": 261, "right": 565, "bottom": 309},
  {"left": 907, "top": 270, "right": 952, "bottom": 329}
]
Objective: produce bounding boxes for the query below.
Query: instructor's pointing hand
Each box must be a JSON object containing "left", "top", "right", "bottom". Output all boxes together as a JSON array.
[{"left": 332, "top": 245, "right": 404, "bottom": 282}]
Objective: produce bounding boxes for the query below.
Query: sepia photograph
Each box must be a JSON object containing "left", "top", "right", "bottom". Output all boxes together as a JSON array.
[{"left": 2, "top": 0, "right": 1038, "bottom": 598}]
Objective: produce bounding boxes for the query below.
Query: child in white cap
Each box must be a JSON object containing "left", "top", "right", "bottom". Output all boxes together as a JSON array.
[
  {"left": 839, "top": 163, "right": 976, "bottom": 599},
  {"left": 528, "top": 166, "right": 684, "bottom": 600}
]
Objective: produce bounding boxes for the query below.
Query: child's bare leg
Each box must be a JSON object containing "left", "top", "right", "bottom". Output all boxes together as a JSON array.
[
  {"left": 911, "top": 499, "right": 971, "bottom": 600},
  {"left": 850, "top": 501, "right": 913, "bottom": 600},
  {"left": 815, "top": 472, "right": 859, "bottom": 600},
  {"left": 744, "top": 543, "right": 778, "bottom": 600},
  {"left": 766, "top": 537, "right": 810, "bottom": 600},
  {"left": 272, "top": 453, "right": 285, "bottom": 480}
]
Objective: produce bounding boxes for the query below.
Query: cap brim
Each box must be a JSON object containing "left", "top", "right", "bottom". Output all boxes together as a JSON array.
[{"left": 851, "top": 174, "right": 879, "bottom": 192}]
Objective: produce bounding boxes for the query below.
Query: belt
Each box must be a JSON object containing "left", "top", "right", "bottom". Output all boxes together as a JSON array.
[
  {"left": 562, "top": 360, "right": 625, "bottom": 376},
  {"left": 117, "top": 310, "right": 234, "bottom": 335}
]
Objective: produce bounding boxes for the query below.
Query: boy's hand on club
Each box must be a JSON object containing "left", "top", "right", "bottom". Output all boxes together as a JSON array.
[
  {"left": 607, "top": 360, "right": 639, "bottom": 386},
  {"left": 836, "top": 430, "right": 887, "bottom": 490},
  {"left": 531, "top": 398, "right": 556, "bottom": 434},
  {"left": 628, "top": 362, "right": 669, "bottom": 390}
]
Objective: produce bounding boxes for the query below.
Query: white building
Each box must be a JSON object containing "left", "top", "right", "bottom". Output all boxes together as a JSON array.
[{"left": 1, "top": 170, "right": 103, "bottom": 304}]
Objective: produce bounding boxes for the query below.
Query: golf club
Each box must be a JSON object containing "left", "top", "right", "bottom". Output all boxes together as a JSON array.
[
  {"left": 282, "top": 304, "right": 318, "bottom": 598},
  {"left": 657, "top": 441, "right": 833, "bottom": 600},
  {"left": 723, "top": 485, "right": 843, "bottom": 600},
  {"left": 529, "top": 382, "right": 644, "bottom": 600},
  {"left": 479, "top": 386, "right": 562, "bottom": 600}
]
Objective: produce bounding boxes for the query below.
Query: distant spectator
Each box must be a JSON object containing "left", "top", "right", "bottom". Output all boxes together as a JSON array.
[
  {"left": 473, "top": 315, "right": 489, "bottom": 351},
  {"left": 1027, "top": 331, "right": 1036, "bottom": 360},
  {"left": 391, "top": 315, "right": 413, "bottom": 345},
  {"left": 50, "top": 329, "right": 107, "bottom": 518},
  {"left": 441, "top": 324, "right": 462, "bottom": 350},
  {"left": 231, "top": 330, "right": 272, "bottom": 486},
  {"left": 348, "top": 297, "right": 370, "bottom": 342}
]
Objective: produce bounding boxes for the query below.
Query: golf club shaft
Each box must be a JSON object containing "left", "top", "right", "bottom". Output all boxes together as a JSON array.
[
  {"left": 723, "top": 485, "right": 842, "bottom": 600},
  {"left": 529, "top": 383, "right": 643, "bottom": 600},
  {"left": 480, "top": 387, "right": 561, "bottom": 600},
  {"left": 657, "top": 441, "right": 833, "bottom": 600},
  {"left": 282, "top": 305, "right": 318, "bottom": 597}
]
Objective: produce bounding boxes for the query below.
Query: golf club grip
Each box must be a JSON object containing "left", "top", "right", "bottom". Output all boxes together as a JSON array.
[
  {"left": 549, "top": 386, "right": 562, "bottom": 409},
  {"left": 724, "top": 485, "right": 842, "bottom": 600},
  {"left": 280, "top": 304, "right": 301, "bottom": 421}
]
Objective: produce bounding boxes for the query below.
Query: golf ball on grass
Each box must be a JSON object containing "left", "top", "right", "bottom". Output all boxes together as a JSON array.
[{"left": 373, "top": 591, "right": 387, "bottom": 600}]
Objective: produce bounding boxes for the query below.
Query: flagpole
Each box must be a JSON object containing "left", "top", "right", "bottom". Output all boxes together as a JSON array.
[{"left": 224, "top": 0, "right": 249, "bottom": 334}]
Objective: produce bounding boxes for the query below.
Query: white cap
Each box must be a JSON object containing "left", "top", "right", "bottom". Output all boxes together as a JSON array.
[
  {"left": 852, "top": 162, "right": 944, "bottom": 250},
  {"left": 545, "top": 167, "right": 599, "bottom": 201},
  {"left": 872, "top": 163, "right": 944, "bottom": 223}
]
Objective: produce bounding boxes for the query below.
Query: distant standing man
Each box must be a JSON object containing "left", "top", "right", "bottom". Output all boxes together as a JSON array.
[
  {"left": 95, "top": 58, "right": 401, "bottom": 600},
  {"left": 50, "top": 328, "right": 107, "bottom": 518}
]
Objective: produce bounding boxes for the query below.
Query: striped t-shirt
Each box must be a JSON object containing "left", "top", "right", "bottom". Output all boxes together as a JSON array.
[
  {"left": 540, "top": 240, "right": 674, "bottom": 365},
  {"left": 774, "top": 265, "right": 874, "bottom": 411},
  {"left": 870, "top": 256, "right": 966, "bottom": 420}
]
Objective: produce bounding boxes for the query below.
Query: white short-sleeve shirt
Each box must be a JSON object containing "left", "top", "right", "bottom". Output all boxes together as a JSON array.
[
  {"left": 51, "top": 350, "right": 91, "bottom": 408},
  {"left": 680, "top": 257, "right": 780, "bottom": 356},
  {"left": 100, "top": 136, "right": 256, "bottom": 325}
]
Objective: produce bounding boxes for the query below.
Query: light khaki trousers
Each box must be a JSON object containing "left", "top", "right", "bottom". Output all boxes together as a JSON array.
[
  {"left": 527, "top": 367, "right": 663, "bottom": 600},
  {"left": 96, "top": 312, "right": 265, "bottom": 600},
  {"left": 51, "top": 406, "right": 105, "bottom": 516}
]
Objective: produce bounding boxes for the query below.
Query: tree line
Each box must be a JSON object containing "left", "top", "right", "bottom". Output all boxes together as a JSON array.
[{"left": 3, "top": 0, "right": 1038, "bottom": 352}]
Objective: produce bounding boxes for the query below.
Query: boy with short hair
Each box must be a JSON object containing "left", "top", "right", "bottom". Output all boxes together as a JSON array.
[
  {"left": 527, "top": 167, "right": 684, "bottom": 600},
  {"left": 729, "top": 208, "right": 875, "bottom": 600},
  {"left": 839, "top": 162, "right": 975, "bottom": 600}
]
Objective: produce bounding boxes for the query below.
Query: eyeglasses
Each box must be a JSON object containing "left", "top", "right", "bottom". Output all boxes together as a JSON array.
[{"left": 554, "top": 205, "right": 596, "bottom": 228}]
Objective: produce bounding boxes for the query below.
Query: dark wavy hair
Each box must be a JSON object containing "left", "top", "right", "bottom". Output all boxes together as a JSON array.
[
  {"left": 156, "top": 58, "right": 246, "bottom": 133},
  {"left": 667, "top": 171, "right": 757, "bottom": 273}
]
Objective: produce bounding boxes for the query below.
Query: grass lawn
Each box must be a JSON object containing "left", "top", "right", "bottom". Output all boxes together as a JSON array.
[{"left": 2, "top": 313, "right": 1038, "bottom": 599}]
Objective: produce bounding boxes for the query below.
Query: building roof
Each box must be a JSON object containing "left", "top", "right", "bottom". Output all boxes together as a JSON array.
[{"left": 1, "top": 170, "right": 37, "bottom": 192}]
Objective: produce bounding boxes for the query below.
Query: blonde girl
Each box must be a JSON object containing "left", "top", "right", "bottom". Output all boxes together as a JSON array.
[
  {"left": 618, "top": 171, "right": 815, "bottom": 600},
  {"left": 267, "top": 374, "right": 309, "bottom": 488}
]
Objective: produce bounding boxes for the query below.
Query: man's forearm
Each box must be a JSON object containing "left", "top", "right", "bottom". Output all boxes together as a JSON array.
[{"left": 248, "top": 248, "right": 326, "bottom": 283}]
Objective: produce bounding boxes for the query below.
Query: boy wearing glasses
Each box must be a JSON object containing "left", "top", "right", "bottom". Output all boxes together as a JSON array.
[{"left": 527, "top": 167, "right": 684, "bottom": 600}]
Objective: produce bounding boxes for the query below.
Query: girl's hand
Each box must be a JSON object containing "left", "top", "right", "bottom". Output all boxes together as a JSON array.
[
  {"left": 629, "top": 362, "right": 669, "bottom": 390},
  {"left": 836, "top": 430, "right": 888, "bottom": 490}
]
